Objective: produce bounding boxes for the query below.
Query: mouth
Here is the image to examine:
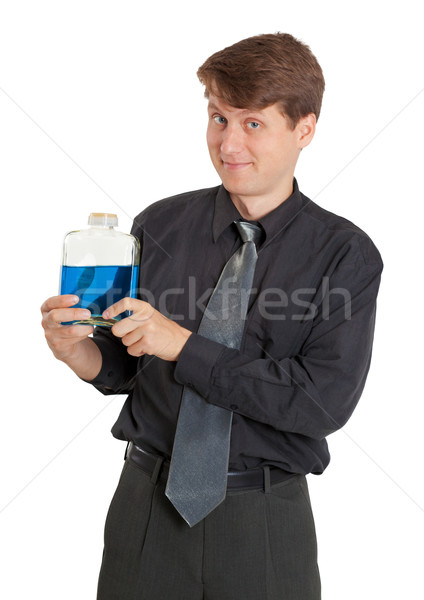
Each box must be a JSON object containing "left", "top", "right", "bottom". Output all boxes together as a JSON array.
[{"left": 221, "top": 161, "right": 253, "bottom": 171}]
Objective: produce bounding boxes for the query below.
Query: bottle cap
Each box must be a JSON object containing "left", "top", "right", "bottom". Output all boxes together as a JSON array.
[{"left": 88, "top": 213, "right": 118, "bottom": 227}]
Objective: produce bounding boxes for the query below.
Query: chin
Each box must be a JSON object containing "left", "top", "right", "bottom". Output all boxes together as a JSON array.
[
  {"left": 218, "top": 173, "right": 249, "bottom": 193},
  {"left": 221, "top": 181, "right": 257, "bottom": 199}
]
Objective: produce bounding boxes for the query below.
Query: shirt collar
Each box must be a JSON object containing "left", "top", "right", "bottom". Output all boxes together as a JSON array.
[
  {"left": 213, "top": 178, "right": 305, "bottom": 247},
  {"left": 212, "top": 185, "right": 243, "bottom": 242}
]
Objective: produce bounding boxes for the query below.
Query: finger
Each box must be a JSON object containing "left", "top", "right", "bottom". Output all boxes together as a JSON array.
[
  {"left": 103, "top": 298, "right": 151, "bottom": 321},
  {"left": 44, "top": 324, "right": 94, "bottom": 351},
  {"left": 44, "top": 325, "right": 94, "bottom": 356},
  {"left": 126, "top": 339, "right": 147, "bottom": 357},
  {"left": 111, "top": 309, "right": 153, "bottom": 337},
  {"left": 41, "top": 294, "right": 79, "bottom": 315},
  {"left": 102, "top": 297, "right": 137, "bottom": 320},
  {"left": 45, "top": 307, "right": 91, "bottom": 327},
  {"left": 65, "top": 324, "right": 95, "bottom": 337},
  {"left": 110, "top": 305, "right": 155, "bottom": 339},
  {"left": 47, "top": 323, "right": 94, "bottom": 339},
  {"left": 121, "top": 329, "right": 144, "bottom": 347},
  {"left": 111, "top": 316, "right": 137, "bottom": 338}
]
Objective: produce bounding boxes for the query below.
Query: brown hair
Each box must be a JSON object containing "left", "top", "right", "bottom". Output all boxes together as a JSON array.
[{"left": 197, "top": 33, "right": 325, "bottom": 130}]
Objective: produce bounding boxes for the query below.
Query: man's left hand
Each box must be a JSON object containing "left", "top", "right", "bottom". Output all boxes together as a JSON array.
[{"left": 103, "top": 299, "right": 192, "bottom": 361}]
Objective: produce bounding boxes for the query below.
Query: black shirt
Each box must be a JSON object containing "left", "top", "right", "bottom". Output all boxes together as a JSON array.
[{"left": 89, "top": 179, "right": 383, "bottom": 475}]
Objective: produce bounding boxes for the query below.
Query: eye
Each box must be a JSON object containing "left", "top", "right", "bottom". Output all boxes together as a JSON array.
[
  {"left": 213, "top": 115, "right": 227, "bottom": 125},
  {"left": 246, "top": 121, "right": 260, "bottom": 129}
]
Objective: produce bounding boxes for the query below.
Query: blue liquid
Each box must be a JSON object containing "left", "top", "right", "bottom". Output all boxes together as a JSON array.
[{"left": 60, "top": 264, "right": 139, "bottom": 326}]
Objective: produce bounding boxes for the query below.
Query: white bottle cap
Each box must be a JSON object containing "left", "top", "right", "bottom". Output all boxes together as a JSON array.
[{"left": 88, "top": 212, "right": 118, "bottom": 227}]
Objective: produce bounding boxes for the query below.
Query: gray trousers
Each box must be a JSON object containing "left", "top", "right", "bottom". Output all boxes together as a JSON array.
[{"left": 97, "top": 458, "right": 321, "bottom": 600}]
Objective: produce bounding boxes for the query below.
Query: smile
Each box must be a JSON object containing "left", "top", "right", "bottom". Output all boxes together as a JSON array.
[{"left": 222, "top": 161, "right": 252, "bottom": 171}]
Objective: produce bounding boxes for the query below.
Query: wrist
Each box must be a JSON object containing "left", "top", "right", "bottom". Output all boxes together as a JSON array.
[{"left": 62, "top": 337, "right": 102, "bottom": 381}]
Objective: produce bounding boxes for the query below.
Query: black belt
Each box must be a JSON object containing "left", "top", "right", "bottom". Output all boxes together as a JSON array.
[{"left": 126, "top": 442, "right": 295, "bottom": 491}]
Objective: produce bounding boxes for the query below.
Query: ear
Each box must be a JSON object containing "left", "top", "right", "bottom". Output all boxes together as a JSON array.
[{"left": 296, "top": 113, "right": 316, "bottom": 149}]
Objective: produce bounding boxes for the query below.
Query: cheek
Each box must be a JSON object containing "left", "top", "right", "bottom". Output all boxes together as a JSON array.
[
  {"left": 263, "top": 140, "right": 295, "bottom": 169},
  {"left": 206, "top": 127, "right": 221, "bottom": 153}
]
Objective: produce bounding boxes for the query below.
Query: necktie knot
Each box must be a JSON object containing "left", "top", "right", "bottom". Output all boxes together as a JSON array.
[{"left": 235, "top": 220, "right": 262, "bottom": 246}]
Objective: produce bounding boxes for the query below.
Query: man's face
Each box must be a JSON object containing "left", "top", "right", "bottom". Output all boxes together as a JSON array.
[{"left": 206, "top": 93, "right": 314, "bottom": 205}]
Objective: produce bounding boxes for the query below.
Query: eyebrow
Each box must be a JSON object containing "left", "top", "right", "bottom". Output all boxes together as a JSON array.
[{"left": 207, "top": 101, "right": 225, "bottom": 113}]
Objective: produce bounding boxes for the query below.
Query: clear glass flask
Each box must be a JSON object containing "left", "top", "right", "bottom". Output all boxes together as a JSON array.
[{"left": 59, "top": 213, "right": 140, "bottom": 326}]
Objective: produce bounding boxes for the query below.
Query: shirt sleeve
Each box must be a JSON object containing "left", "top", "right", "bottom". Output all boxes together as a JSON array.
[
  {"left": 84, "top": 326, "right": 139, "bottom": 395},
  {"left": 175, "top": 238, "right": 383, "bottom": 441}
]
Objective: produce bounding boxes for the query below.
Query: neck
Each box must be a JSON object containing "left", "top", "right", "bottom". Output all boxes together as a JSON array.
[{"left": 230, "top": 181, "right": 294, "bottom": 221}]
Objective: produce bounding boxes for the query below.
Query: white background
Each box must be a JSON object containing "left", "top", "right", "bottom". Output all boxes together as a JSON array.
[{"left": 0, "top": 1, "right": 423, "bottom": 598}]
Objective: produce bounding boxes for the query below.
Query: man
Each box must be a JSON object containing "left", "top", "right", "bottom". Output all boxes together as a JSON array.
[{"left": 41, "top": 33, "right": 383, "bottom": 599}]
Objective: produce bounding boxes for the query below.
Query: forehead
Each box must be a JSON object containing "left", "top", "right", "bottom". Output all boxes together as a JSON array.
[{"left": 207, "top": 94, "right": 270, "bottom": 116}]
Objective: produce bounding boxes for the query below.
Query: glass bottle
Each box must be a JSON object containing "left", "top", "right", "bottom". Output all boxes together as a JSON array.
[{"left": 59, "top": 212, "right": 140, "bottom": 326}]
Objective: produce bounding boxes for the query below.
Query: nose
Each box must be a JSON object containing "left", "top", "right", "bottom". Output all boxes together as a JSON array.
[{"left": 220, "top": 124, "right": 244, "bottom": 155}]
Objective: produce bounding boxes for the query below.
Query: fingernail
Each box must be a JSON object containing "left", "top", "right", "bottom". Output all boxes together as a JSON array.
[
  {"left": 103, "top": 310, "right": 110, "bottom": 318},
  {"left": 72, "top": 296, "right": 79, "bottom": 304}
]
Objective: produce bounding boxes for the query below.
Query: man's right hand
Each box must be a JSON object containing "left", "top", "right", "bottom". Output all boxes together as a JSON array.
[
  {"left": 40, "top": 295, "right": 93, "bottom": 361},
  {"left": 40, "top": 295, "right": 102, "bottom": 381}
]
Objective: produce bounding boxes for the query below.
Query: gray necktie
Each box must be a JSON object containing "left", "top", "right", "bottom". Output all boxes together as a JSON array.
[{"left": 165, "top": 220, "right": 262, "bottom": 527}]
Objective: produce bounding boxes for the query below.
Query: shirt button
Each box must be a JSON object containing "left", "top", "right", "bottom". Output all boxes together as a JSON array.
[
  {"left": 230, "top": 404, "right": 238, "bottom": 411},
  {"left": 107, "top": 371, "right": 113, "bottom": 378}
]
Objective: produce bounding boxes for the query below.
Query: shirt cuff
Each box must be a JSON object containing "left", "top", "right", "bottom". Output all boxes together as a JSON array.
[
  {"left": 82, "top": 335, "right": 127, "bottom": 394},
  {"left": 174, "top": 333, "right": 226, "bottom": 398}
]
